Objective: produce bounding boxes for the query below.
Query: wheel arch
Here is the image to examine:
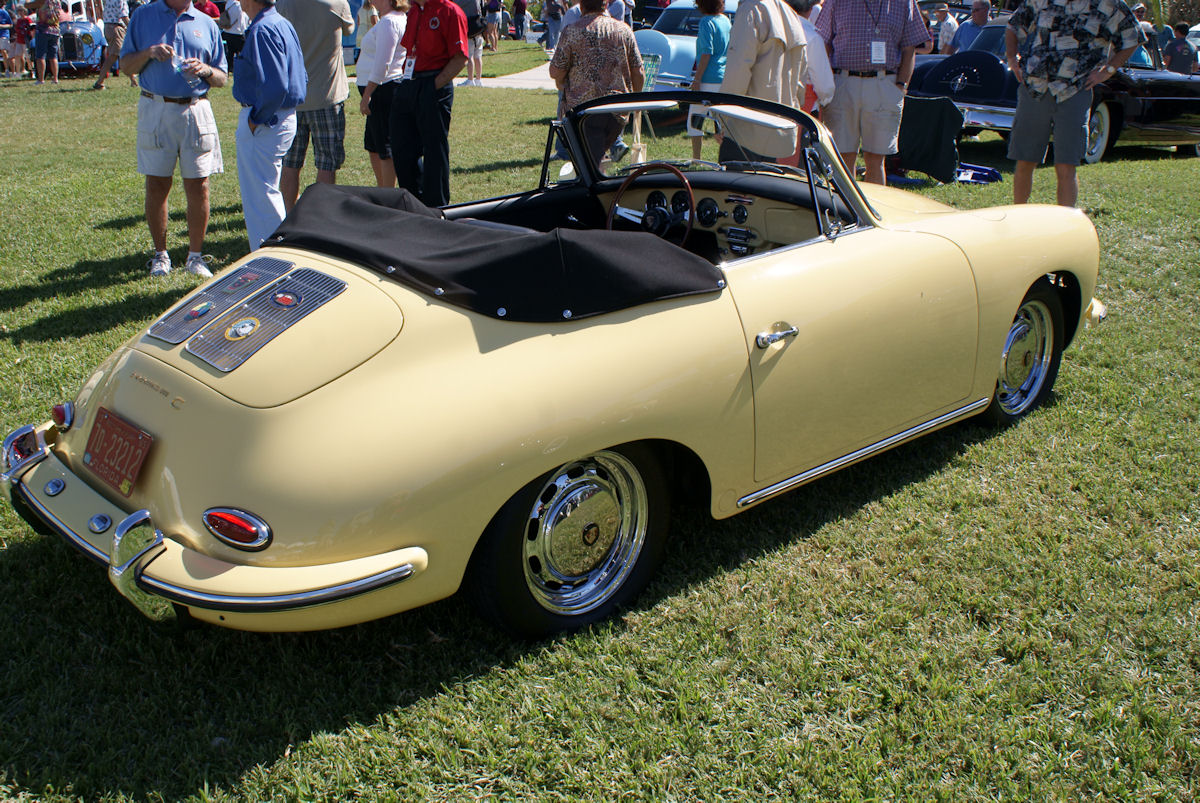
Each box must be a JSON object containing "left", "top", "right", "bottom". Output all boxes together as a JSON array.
[{"left": 1047, "top": 271, "right": 1083, "bottom": 349}]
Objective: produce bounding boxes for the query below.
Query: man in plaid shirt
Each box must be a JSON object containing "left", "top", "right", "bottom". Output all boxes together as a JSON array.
[
  {"left": 815, "top": 0, "right": 929, "bottom": 185},
  {"left": 1004, "top": 0, "right": 1142, "bottom": 207}
]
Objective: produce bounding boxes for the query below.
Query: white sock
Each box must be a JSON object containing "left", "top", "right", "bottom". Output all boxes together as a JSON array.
[{"left": 187, "top": 250, "right": 201, "bottom": 262}]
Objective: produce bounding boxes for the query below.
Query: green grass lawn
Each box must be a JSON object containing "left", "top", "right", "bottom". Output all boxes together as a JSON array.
[{"left": 1, "top": 76, "right": 1198, "bottom": 802}]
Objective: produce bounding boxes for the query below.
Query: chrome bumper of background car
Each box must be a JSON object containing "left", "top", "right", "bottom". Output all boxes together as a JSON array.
[
  {"left": 956, "top": 103, "right": 1016, "bottom": 132},
  {"left": 3, "top": 425, "right": 420, "bottom": 622}
]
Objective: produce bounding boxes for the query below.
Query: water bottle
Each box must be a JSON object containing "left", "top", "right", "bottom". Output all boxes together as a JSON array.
[{"left": 173, "top": 56, "right": 204, "bottom": 90}]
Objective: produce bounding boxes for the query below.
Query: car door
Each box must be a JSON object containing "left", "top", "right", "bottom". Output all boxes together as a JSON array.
[{"left": 724, "top": 228, "right": 980, "bottom": 483}]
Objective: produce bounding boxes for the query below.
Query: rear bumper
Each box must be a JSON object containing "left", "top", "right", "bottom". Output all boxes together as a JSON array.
[{"left": 3, "top": 423, "right": 428, "bottom": 631}]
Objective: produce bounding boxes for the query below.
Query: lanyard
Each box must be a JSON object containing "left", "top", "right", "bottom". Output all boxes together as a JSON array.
[{"left": 862, "top": 0, "right": 890, "bottom": 35}]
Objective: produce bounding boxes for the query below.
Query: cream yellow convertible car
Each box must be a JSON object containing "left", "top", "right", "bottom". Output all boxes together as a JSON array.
[{"left": 2, "top": 92, "right": 1104, "bottom": 638}]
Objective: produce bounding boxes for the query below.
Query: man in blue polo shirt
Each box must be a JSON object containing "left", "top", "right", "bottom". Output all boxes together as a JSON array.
[
  {"left": 232, "top": 0, "right": 306, "bottom": 249},
  {"left": 120, "top": 0, "right": 227, "bottom": 277}
]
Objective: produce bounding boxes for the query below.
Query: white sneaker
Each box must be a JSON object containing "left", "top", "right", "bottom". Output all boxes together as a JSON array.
[
  {"left": 147, "top": 253, "right": 172, "bottom": 276},
  {"left": 474, "top": 78, "right": 484, "bottom": 87},
  {"left": 184, "top": 253, "right": 214, "bottom": 278},
  {"left": 458, "top": 78, "right": 473, "bottom": 86}
]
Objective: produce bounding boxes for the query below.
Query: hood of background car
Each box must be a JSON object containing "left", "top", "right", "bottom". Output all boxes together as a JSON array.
[
  {"left": 130, "top": 251, "right": 404, "bottom": 408},
  {"left": 634, "top": 29, "right": 697, "bottom": 86}
]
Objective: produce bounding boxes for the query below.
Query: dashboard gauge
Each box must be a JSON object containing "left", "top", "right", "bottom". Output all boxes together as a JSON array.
[
  {"left": 671, "top": 190, "right": 691, "bottom": 214},
  {"left": 696, "top": 198, "right": 720, "bottom": 227},
  {"left": 645, "top": 191, "right": 667, "bottom": 211},
  {"left": 732, "top": 204, "right": 749, "bottom": 224}
]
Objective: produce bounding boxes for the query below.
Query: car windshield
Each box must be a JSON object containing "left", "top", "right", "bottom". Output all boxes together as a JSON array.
[
  {"left": 967, "top": 25, "right": 1006, "bottom": 56},
  {"left": 653, "top": 7, "right": 735, "bottom": 36}
]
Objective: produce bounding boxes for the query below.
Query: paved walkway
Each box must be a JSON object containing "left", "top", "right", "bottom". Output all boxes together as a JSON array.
[{"left": 477, "top": 60, "right": 556, "bottom": 91}]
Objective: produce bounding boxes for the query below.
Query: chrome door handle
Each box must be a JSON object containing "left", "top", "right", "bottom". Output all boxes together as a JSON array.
[{"left": 755, "top": 325, "right": 798, "bottom": 349}]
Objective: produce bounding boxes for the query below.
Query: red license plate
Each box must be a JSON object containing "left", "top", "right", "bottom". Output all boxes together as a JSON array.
[{"left": 82, "top": 408, "right": 154, "bottom": 497}]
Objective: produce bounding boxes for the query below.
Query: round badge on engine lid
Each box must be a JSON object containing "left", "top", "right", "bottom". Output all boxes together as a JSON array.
[
  {"left": 272, "top": 290, "right": 302, "bottom": 308},
  {"left": 225, "top": 317, "right": 259, "bottom": 341}
]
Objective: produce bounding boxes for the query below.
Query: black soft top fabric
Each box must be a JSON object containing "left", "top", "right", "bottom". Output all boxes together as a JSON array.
[{"left": 265, "top": 184, "right": 725, "bottom": 323}]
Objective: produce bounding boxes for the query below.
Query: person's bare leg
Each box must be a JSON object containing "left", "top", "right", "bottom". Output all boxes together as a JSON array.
[
  {"left": 281, "top": 166, "right": 301, "bottom": 211},
  {"left": 316, "top": 168, "right": 336, "bottom": 185},
  {"left": 182, "top": 176, "right": 210, "bottom": 253},
  {"left": 1054, "top": 162, "right": 1078, "bottom": 208},
  {"left": 1013, "top": 159, "right": 1036, "bottom": 204},
  {"left": 862, "top": 151, "right": 886, "bottom": 185},
  {"left": 145, "top": 174, "right": 173, "bottom": 252},
  {"left": 839, "top": 150, "right": 859, "bottom": 178}
]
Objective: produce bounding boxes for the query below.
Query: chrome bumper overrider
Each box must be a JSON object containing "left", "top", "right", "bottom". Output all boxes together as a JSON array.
[{"left": 4, "top": 425, "right": 418, "bottom": 623}]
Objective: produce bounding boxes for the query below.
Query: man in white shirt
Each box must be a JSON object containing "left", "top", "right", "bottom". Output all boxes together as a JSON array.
[
  {"left": 933, "top": 3, "right": 957, "bottom": 54},
  {"left": 93, "top": 0, "right": 135, "bottom": 88}
]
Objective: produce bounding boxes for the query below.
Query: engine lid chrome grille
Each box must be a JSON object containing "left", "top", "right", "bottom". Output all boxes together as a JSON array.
[{"left": 148, "top": 257, "right": 294, "bottom": 345}]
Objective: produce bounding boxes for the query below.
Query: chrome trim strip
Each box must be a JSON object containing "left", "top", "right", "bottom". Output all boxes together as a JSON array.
[
  {"left": 737, "top": 398, "right": 990, "bottom": 508},
  {"left": 137, "top": 563, "right": 416, "bottom": 613},
  {"left": 2, "top": 425, "right": 49, "bottom": 484}
]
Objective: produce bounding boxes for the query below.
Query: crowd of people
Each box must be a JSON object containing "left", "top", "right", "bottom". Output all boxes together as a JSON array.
[{"left": 0, "top": 0, "right": 1195, "bottom": 273}]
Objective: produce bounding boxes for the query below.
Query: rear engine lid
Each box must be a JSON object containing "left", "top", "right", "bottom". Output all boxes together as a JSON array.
[{"left": 132, "top": 250, "right": 403, "bottom": 408}]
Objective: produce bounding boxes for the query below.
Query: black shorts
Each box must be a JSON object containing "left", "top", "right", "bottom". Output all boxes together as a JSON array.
[{"left": 364, "top": 80, "right": 398, "bottom": 158}]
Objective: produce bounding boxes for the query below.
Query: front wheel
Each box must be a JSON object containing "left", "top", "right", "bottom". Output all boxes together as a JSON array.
[
  {"left": 466, "top": 444, "right": 670, "bottom": 639},
  {"left": 1083, "top": 102, "right": 1114, "bottom": 164},
  {"left": 981, "top": 283, "right": 1064, "bottom": 426}
]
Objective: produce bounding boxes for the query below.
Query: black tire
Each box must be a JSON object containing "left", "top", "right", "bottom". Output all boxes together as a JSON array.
[
  {"left": 981, "top": 282, "right": 1064, "bottom": 426},
  {"left": 466, "top": 444, "right": 670, "bottom": 639}
]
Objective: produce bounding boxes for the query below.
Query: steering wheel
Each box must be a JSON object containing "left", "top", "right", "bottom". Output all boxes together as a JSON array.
[{"left": 605, "top": 162, "right": 695, "bottom": 248}]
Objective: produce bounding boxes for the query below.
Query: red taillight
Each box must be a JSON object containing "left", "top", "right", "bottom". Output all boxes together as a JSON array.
[
  {"left": 51, "top": 403, "right": 74, "bottom": 431},
  {"left": 203, "top": 508, "right": 272, "bottom": 551}
]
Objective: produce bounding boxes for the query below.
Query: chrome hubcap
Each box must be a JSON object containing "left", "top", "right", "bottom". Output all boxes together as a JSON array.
[
  {"left": 997, "top": 299, "right": 1053, "bottom": 416},
  {"left": 522, "top": 450, "right": 648, "bottom": 615}
]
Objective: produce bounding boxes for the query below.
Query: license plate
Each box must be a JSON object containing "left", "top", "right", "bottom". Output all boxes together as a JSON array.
[{"left": 82, "top": 408, "right": 153, "bottom": 497}]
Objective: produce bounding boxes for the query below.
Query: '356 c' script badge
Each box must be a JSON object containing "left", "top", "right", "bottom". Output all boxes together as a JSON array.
[{"left": 225, "top": 317, "right": 259, "bottom": 341}]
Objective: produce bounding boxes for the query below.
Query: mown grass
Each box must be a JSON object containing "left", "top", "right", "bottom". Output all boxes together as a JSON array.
[{"left": 1, "top": 75, "right": 1198, "bottom": 801}]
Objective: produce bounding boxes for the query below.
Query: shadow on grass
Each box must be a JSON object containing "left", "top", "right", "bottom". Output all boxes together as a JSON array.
[
  {"left": 452, "top": 157, "right": 544, "bottom": 174},
  {"left": 0, "top": 234, "right": 250, "bottom": 339},
  {"left": 0, "top": 414, "right": 998, "bottom": 800},
  {"left": 94, "top": 204, "right": 244, "bottom": 232}
]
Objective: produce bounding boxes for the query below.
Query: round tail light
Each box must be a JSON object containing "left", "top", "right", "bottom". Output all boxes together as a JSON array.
[
  {"left": 203, "top": 508, "right": 272, "bottom": 551},
  {"left": 51, "top": 402, "right": 75, "bottom": 431}
]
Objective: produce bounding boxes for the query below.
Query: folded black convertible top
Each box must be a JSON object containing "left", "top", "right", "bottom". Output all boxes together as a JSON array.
[{"left": 265, "top": 184, "right": 725, "bottom": 323}]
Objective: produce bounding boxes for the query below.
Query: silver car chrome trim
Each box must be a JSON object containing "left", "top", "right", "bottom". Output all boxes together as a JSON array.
[
  {"left": 2, "top": 425, "right": 49, "bottom": 484},
  {"left": 737, "top": 398, "right": 991, "bottom": 508},
  {"left": 956, "top": 103, "right": 1016, "bottom": 131},
  {"left": 137, "top": 563, "right": 416, "bottom": 613}
]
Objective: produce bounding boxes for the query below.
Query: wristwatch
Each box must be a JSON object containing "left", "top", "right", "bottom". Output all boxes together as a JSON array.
[
  {"left": 1101, "top": 64, "right": 1116, "bottom": 74},
  {"left": 896, "top": 80, "right": 908, "bottom": 90}
]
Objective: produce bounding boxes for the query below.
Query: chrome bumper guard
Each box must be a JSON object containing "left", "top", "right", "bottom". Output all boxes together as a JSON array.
[{"left": 4, "top": 425, "right": 418, "bottom": 623}]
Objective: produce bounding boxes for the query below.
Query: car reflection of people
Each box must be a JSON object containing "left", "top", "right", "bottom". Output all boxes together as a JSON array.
[{"left": 548, "top": 0, "right": 644, "bottom": 167}]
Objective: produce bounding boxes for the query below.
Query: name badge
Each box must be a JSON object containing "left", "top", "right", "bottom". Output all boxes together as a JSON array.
[
  {"left": 403, "top": 57, "right": 416, "bottom": 80},
  {"left": 870, "top": 40, "right": 886, "bottom": 65}
]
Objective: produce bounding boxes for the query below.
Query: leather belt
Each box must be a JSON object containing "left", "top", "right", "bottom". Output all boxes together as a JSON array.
[
  {"left": 834, "top": 69, "right": 896, "bottom": 77},
  {"left": 141, "top": 90, "right": 207, "bottom": 104}
]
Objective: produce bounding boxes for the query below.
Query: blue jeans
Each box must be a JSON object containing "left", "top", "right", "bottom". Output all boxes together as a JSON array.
[
  {"left": 237, "top": 107, "right": 297, "bottom": 249},
  {"left": 546, "top": 18, "right": 562, "bottom": 50}
]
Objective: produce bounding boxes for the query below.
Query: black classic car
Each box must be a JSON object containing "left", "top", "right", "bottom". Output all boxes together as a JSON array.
[{"left": 910, "top": 19, "right": 1200, "bottom": 162}]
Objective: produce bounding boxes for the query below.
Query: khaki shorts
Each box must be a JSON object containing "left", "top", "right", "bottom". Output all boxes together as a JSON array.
[
  {"left": 104, "top": 21, "right": 127, "bottom": 53},
  {"left": 469, "top": 35, "right": 483, "bottom": 59},
  {"left": 136, "top": 95, "right": 224, "bottom": 179},
  {"left": 822, "top": 73, "right": 905, "bottom": 156}
]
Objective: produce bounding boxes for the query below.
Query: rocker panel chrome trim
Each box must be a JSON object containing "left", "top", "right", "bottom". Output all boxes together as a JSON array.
[{"left": 737, "top": 398, "right": 990, "bottom": 508}]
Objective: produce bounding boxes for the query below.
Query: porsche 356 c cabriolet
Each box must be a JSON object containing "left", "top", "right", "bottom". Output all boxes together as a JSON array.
[{"left": 3, "top": 92, "right": 1105, "bottom": 639}]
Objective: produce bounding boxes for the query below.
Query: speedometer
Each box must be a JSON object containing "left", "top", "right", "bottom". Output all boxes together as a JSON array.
[
  {"left": 671, "top": 191, "right": 691, "bottom": 214},
  {"left": 645, "top": 191, "right": 667, "bottom": 211}
]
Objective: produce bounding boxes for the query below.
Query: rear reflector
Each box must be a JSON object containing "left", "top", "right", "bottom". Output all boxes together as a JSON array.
[{"left": 203, "top": 508, "right": 272, "bottom": 551}]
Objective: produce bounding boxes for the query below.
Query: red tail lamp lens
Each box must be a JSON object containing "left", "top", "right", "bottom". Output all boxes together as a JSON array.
[
  {"left": 51, "top": 403, "right": 74, "bottom": 431},
  {"left": 203, "top": 508, "right": 272, "bottom": 551}
]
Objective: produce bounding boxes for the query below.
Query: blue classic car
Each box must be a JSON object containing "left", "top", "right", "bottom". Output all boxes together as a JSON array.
[
  {"left": 55, "top": 0, "right": 106, "bottom": 74},
  {"left": 633, "top": 0, "right": 738, "bottom": 91},
  {"left": 910, "top": 18, "right": 1200, "bottom": 162}
]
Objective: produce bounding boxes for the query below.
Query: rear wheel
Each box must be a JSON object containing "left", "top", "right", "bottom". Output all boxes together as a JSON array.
[
  {"left": 467, "top": 444, "right": 670, "bottom": 639},
  {"left": 981, "top": 283, "right": 1064, "bottom": 426}
]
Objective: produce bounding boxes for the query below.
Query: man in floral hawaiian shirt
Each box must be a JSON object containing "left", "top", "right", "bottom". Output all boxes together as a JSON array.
[{"left": 1004, "top": 0, "right": 1143, "bottom": 207}]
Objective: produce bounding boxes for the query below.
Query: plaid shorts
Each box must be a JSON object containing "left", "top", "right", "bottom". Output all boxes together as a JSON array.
[{"left": 283, "top": 103, "right": 346, "bottom": 172}]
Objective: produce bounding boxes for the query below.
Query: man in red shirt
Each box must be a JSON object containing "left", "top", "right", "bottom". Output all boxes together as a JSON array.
[
  {"left": 194, "top": 0, "right": 221, "bottom": 17},
  {"left": 388, "top": 0, "right": 467, "bottom": 207}
]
